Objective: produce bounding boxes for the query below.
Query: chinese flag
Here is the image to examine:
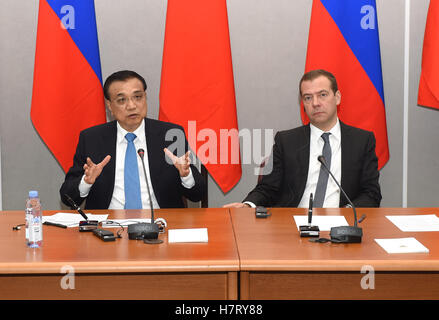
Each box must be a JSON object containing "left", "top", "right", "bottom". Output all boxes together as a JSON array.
[
  {"left": 31, "top": 0, "right": 106, "bottom": 172},
  {"left": 304, "top": 0, "right": 389, "bottom": 169},
  {"left": 159, "top": 0, "right": 241, "bottom": 193},
  {"left": 418, "top": 0, "right": 439, "bottom": 110}
]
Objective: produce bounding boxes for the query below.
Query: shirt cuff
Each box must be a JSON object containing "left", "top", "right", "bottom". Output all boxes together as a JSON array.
[
  {"left": 243, "top": 201, "right": 256, "bottom": 208},
  {"left": 79, "top": 175, "right": 93, "bottom": 197},
  {"left": 180, "top": 168, "right": 195, "bottom": 189}
]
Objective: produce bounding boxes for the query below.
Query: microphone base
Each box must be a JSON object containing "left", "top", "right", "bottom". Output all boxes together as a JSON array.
[
  {"left": 299, "top": 225, "right": 320, "bottom": 237},
  {"left": 330, "top": 226, "right": 363, "bottom": 243},
  {"left": 78, "top": 220, "right": 99, "bottom": 232},
  {"left": 128, "top": 223, "right": 159, "bottom": 240}
]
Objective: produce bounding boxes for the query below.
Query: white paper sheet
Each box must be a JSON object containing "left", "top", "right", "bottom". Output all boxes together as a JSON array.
[
  {"left": 374, "top": 237, "right": 429, "bottom": 254},
  {"left": 42, "top": 212, "right": 108, "bottom": 227},
  {"left": 386, "top": 214, "right": 439, "bottom": 232},
  {"left": 293, "top": 215, "right": 349, "bottom": 231},
  {"left": 168, "top": 228, "right": 208, "bottom": 243}
]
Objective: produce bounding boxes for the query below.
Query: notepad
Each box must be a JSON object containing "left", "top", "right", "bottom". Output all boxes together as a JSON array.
[
  {"left": 42, "top": 212, "right": 108, "bottom": 227},
  {"left": 374, "top": 237, "right": 429, "bottom": 254},
  {"left": 293, "top": 215, "right": 349, "bottom": 231},
  {"left": 386, "top": 214, "right": 439, "bottom": 232},
  {"left": 168, "top": 228, "right": 208, "bottom": 243}
]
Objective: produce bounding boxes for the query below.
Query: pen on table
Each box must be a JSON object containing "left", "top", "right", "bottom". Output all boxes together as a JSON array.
[{"left": 43, "top": 221, "right": 67, "bottom": 229}]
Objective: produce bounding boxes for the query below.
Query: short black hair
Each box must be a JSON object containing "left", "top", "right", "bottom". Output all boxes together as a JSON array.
[{"left": 103, "top": 70, "right": 147, "bottom": 100}]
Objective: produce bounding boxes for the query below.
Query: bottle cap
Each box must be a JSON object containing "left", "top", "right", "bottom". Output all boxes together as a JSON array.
[{"left": 29, "top": 190, "right": 38, "bottom": 198}]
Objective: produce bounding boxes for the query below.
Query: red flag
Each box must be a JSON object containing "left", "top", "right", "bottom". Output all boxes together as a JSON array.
[
  {"left": 418, "top": 0, "right": 439, "bottom": 110},
  {"left": 31, "top": 1, "right": 106, "bottom": 173},
  {"left": 159, "top": 0, "right": 241, "bottom": 193},
  {"left": 304, "top": 1, "right": 389, "bottom": 169}
]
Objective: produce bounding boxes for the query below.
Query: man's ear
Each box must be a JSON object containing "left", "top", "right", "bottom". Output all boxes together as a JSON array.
[
  {"left": 105, "top": 99, "right": 113, "bottom": 116},
  {"left": 335, "top": 90, "right": 341, "bottom": 106}
]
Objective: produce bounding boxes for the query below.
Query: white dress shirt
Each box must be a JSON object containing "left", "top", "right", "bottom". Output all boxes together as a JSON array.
[
  {"left": 297, "top": 119, "right": 341, "bottom": 208},
  {"left": 79, "top": 119, "right": 195, "bottom": 209}
]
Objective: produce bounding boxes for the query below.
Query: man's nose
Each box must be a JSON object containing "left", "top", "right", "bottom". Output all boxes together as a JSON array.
[
  {"left": 312, "top": 94, "right": 320, "bottom": 106},
  {"left": 126, "top": 98, "right": 136, "bottom": 109}
]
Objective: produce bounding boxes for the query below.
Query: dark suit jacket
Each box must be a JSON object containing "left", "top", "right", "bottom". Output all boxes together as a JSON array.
[
  {"left": 244, "top": 121, "right": 382, "bottom": 207},
  {"left": 60, "top": 118, "right": 206, "bottom": 209}
]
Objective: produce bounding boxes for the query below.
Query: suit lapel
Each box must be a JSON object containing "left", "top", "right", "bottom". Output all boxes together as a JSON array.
[
  {"left": 339, "top": 121, "right": 352, "bottom": 205},
  {"left": 144, "top": 118, "right": 163, "bottom": 202},
  {"left": 295, "top": 125, "right": 310, "bottom": 202},
  {"left": 101, "top": 121, "right": 118, "bottom": 207}
]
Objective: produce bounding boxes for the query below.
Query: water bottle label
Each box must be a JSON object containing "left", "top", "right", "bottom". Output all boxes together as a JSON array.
[{"left": 29, "top": 216, "right": 42, "bottom": 243}]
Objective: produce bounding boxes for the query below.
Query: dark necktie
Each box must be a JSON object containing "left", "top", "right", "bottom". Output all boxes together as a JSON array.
[
  {"left": 314, "top": 132, "right": 331, "bottom": 207},
  {"left": 124, "top": 133, "right": 142, "bottom": 209}
]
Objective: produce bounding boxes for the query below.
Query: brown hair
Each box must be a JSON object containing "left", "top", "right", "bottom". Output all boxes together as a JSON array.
[{"left": 299, "top": 69, "right": 338, "bottom": 100}]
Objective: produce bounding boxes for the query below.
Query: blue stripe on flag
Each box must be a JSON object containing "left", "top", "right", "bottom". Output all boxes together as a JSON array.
[
  {"left": 320, "top": 0, "right": 385, "bottom": 103},
  {"left": 46, "top": 0, "right": 103, "bottom": 83}
]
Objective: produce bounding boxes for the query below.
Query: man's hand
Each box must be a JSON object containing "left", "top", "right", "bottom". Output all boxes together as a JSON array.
[
  {"left": 164, "top": 148, "right": 191, "bottom": 177},
  {"left": 223, "top": 202, "right": 251, "bottom": 208},
  {"left": 83, "top": 155, "right": 111, "bottom": 184}
]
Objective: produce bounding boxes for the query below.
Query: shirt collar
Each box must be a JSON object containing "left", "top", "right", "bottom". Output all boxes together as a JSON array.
[
  {"left": 116, "top": 119, "right": 146, "bottom": 144},
  {"left": 310, "top": 118, "right": 341, "bottom": 142}
]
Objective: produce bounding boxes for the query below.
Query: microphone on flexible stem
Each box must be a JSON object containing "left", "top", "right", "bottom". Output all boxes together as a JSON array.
[
  {"left": 316, "top": 156, "right": 363, "bottom": 243},
  {"left": 126, "top": 149, "right": 162, "bottom": 244},
  {"left": 138, "top": 149, "right": 155, "bottom": 223}
]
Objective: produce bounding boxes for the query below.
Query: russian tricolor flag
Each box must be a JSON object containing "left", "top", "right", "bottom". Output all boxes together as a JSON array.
[
  {"left": 31, "top": 0, "right": 106, "bottom": 173},
  {"left": 304, "top": 0, "right": 389, "bottom": 169}
]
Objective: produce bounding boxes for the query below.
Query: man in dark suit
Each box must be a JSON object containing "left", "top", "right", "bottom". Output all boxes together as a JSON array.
[
  {"left": 224, "top": 69, "right": 381, "bottom": 208},
  {"left": 60, "top": 70, "right": 206, "bottom": 209}
]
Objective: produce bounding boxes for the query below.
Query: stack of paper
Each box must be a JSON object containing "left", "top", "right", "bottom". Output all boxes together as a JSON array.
[
  {"left": 42, "top": 212, "right": 108, "bottom": 227},
  {"left": 168, "top": 228, "right": 208, "bottom": 243},
  {"left": 375, "top": 237, "right": 429, "bottom": 254},
  {"left": 386, "top": 214, "right": 439, "bottom": 232}
]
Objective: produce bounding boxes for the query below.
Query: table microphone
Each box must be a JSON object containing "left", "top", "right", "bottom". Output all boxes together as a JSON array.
[
  {"left": 316, "top": 156, "right": 363, "bottom": 243},
  {"left": 125, "top": 149, "right": 161, "bottom": 244}
]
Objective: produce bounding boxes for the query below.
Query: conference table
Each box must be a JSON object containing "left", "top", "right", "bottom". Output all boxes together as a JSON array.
[
  {"left": 1, "top": 207, "right": 439, "bottom": 300},
  {"left": 231, "top": 207, "right": 439, "bottom": 300},
  {"left": 0, "top": 208, "right": 239, "bottom": 300}
]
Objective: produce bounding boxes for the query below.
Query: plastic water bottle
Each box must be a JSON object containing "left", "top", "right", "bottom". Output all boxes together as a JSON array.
[{"left": 25, "top": 190, "right": 43, "bottom": 248}]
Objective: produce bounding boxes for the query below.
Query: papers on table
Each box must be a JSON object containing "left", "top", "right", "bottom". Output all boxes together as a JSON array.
[
  {"left": 168, "top": 228, "right": 208, "bottom": 243},
  {"left": 42, "top": 212, "right": 108, "bottom": 227},
  {"left": 293, "top": 215, "right": 349, "bottom": 231},
  {"left": 386, "top": 214, "right": 439, "bottom": 232},
  {"left": 375, "top": 237, "right": 429, "bottom": 254}
]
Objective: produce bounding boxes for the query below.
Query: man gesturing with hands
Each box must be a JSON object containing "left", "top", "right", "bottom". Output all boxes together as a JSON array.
[{"left": 60, "top": 70, "right": 206, "bottom": 210}]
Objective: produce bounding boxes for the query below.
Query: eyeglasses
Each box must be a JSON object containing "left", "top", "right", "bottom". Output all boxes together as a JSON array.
[
  {"left": 302, "top": 91, "right": 331, "bottom": 105},
  {"left": 111, "top": 92, "right": 146, "bottom": 107}
]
